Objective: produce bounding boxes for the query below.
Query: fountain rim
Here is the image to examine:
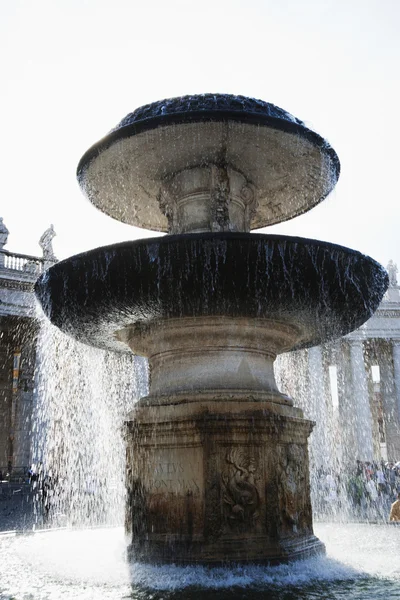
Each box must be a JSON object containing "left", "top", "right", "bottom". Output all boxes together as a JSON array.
[
  {"left": 34, "top": 232, "right": 388, "bottom": 355},
  {"left": 76, "top": 103, "right": 340, "bottom": 187},
  {"left": 41, "top": 231, "right": 380, "bottom": 267}
]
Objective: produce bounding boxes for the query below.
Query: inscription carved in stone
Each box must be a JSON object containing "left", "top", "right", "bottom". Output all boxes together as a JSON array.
[{"left": 140, "top": 448, "right": 203, "bottom": 496}]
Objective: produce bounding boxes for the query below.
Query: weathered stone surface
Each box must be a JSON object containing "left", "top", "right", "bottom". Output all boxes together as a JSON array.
[
  {"left": 126, "top": 398, "right": 323, "bottom": 564},
  {"left": 157, "top": 166, "right": 256, "bottom": 234},
  {"left": 122, "top": 310, "right": 324, "bottom": 563},
  {"left": 118, "top": 317, "right": 298, "bottom": 402}
]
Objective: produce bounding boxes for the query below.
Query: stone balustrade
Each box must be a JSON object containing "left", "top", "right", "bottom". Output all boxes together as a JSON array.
[
  {"left": 0, "top": 249, "right": 56, "bottom": 319},
  {"left": 0, "top": 250, "right": 46, "bottom": 275}
]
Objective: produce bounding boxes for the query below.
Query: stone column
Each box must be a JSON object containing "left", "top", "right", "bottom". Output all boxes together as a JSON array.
[
  {"left": 13, "top": 336, "right": 36, "bottom": 468},
  {"left": 348, "top": 339, "right": 374, "bottom": 461},
  {"left": 392, "top": 342, "right": 400, "bottom": 421},
  {"left": 380, "top": 344, "right": 400, "bottom": 460},
  {"left": 337, "top": 341, "right": 355, "bottom": 465},
  {"left": 364, "top": 349, "right": 383, "bottom": 460},
  {"left": 307, "top": 346, "right": 330, "bottom": 470}
]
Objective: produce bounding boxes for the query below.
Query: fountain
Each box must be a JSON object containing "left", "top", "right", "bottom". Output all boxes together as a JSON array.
[{"left": 35, "top": 94, "right": 388, "bottom": 566}]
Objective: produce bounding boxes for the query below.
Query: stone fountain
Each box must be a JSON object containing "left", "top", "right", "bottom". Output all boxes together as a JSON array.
[{"left": 35, "top": 94, "right": 388, "bottom": 565}]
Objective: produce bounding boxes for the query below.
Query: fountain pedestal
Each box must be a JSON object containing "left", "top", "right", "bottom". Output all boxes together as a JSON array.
[
  {"left": 123, "top": 316, "right": 323, "bottom": 563},
  {"left": 126, "top": 398, "right": 322, "bottom": 564}
]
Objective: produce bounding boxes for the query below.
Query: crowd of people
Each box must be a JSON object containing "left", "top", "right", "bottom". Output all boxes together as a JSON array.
[{"left": 313, "top": 460, "right": 400, "bottom": 521}]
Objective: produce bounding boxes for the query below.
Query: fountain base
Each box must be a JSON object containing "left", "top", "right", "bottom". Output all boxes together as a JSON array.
[{"left": 125, "top": 396, "right": 324, "bottom": 564}]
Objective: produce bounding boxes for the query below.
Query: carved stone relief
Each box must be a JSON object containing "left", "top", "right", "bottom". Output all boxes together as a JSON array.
[
  {"left": 210, "top": 165, "right": 230, "bottom": 231},
  {"left": 276, "top": 443, "right": 312, "bottom": 537},
  {"left": 126, "top": 408, "right": 321, "bottom": 563},
  {"left": 221, "top": 447, "right": 261, "bottom": 532}
]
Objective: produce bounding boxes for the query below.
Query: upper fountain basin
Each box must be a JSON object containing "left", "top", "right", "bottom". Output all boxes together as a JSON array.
[
  {"left": 35, "top": 233, "right": 388, "bottom": 354},
  {"left": 76, "top": 94, "right": 340, "bottom": 233}
]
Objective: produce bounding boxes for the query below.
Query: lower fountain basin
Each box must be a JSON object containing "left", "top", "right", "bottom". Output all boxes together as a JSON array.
[
  {"left": 35, "top": 232, "right": 388, "bottom": 353},
  {"left": 1, "top": 523, "right": 400, "bottom": 599}
]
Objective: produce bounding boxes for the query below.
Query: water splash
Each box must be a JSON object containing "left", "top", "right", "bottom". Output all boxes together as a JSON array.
[{"left": 0, "top": 523, "right": 399, "bottom": 598}]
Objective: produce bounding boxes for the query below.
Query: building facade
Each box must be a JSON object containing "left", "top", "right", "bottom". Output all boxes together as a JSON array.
[{"left": 0, "top": 218, "right": 55, "bottom": 474}]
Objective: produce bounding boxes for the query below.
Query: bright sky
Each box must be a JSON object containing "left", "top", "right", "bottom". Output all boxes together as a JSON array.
[{"left": 1, "top": 0, "right": 399, "bottom": 270}]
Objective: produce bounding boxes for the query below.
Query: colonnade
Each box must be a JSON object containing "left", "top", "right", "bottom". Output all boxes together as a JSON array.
[{"left": 279, "top": 334, "right": 400, "bottom": 467}]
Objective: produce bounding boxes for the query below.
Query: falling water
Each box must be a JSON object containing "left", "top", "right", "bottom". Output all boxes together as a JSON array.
[
  {"left": 276, "top": 347, "right": 398, "bottom": 523},
  {"left": 31, "top": 312, "right": 148, "bottom": 527}
]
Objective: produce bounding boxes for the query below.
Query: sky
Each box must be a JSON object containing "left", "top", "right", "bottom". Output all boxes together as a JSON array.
[{"left": 1, "top": 0, "right": 399, "bottom": 270}]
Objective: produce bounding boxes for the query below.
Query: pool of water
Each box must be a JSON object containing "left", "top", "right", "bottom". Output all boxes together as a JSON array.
[{"left": 0, "top": 523, "right": 399, "bottom": 599}]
